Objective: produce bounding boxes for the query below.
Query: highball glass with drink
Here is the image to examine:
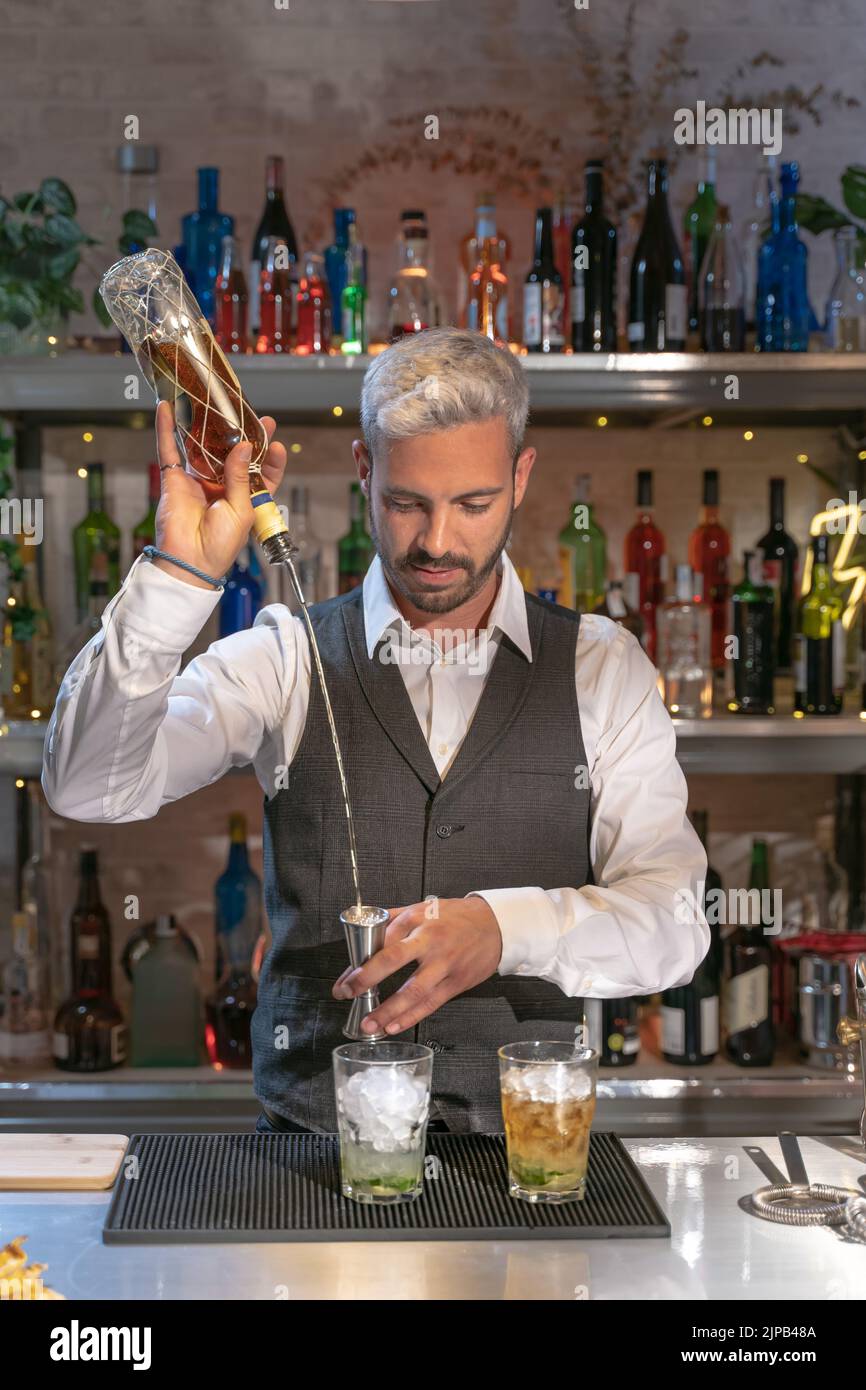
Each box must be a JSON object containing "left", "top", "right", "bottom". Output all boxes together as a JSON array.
[
  {"left": 333, "top": 1041, "right": 433, "bottom": 1204},
  {"left": 498, "top": 1040, "right": 598, "bottom": 1203}
]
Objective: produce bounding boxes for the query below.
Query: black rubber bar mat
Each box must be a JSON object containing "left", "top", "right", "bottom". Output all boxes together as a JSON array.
[{"left": 103, "top": 1131, "right": 669, "bottom": 1243}]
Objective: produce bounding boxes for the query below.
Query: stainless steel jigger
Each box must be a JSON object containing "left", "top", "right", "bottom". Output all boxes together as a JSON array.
[{"left": 340, "top": 905, "right": 390, "bottom": 1041}]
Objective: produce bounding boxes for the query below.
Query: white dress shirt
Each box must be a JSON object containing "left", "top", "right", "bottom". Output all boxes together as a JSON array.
[{"left": 42, "top": 548, "right": 709, "bottom": 998}]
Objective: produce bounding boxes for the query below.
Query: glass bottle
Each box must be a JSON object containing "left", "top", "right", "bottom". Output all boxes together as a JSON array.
[
  {"left": 340, "top": 222, "right": 368, "bottom": 355},
  {"left": 794, "top": 534, "right": 845, "bottom": 715},
  {"left": 584, "top": 997, "right": 640, "bottom": 1067},
  {"left": 557, "top": 474, "right": 607, "bottom": 612},
  {"left": 571, "top": 160, "right": 617, "bottom": 353},
  {"left": 628, "top": 159, "right": 687, "bottom": 352},
  {"left": 623, "top": 469, "right": 667, "bottom": 662},
  {"left": 740, "top": 155, "right": 776, "bottom": 336},
  {"left": 688, "top": 469, "right": 730, "bottom": 670},
  {"left": 724, "top": 839, "right": 775, "bottom": 1067},
  {"left": 219, "top": 545, "right": 263, "bottom": 637},
  {"left": 755, "top": 477, "right": 799, "bottom": 676},
  {"left": 700, "top": 205, "right": 746, "bottom": 351},
  {"left": 213, "top": 812, "right": 263, "bottom": 986},
  {"left": 592, "top": 577, "right": 645, "bottom": 645},
  {"left": 56, "top": 550, "right": 110, "bottom": 687},
  {"left": 552, "top": 195, "right": 578, "bottom": 335},
  {"left": 116, "top": 143, "right": 159, "bottom": 244},
  {"left": 207, "top": 813, "right": 261, "bottom": 1069},
  {"left": 656, "top": 564, "right": 713, "bottom": 719},
  {"left": 295, "top": 252, "right": 331, "bottom": 356},
  {"left": 325, "top": 209, "right": 364, "bottom": 346},
  {"left": 6, "top": 540, "right": 54, "bottom": 719},
  {"left": 756, "top": 161, "right": 810, "bottom": 352},
  {"left": 19, "top": 779, "right": 54, "bottom": 1007},
  {"left": 730, "top": 550, "right": 776, "bottom": 715},
  {"left": 684, "top": 149, "right": 717, "bottom": 337},
  {"left": 214, "top": 236, "right": 249, "bottom": 355},
  {"left": 255, "top": 236, "right": 292, "bottom": 354},
  {"left": 0, "top": 910, "right": 52, "bottom": 1065},
  {"left": 130, "top": 914, "right": 203, "bottom": 1066},
  {"left": 464, "top": 200, "right": 510, "bottom": 343},
  {"left": 71, "top": 462, "right": 121, "bottom": 622},
  {"left": 132, "top": 462, "right": 161, "bottom": 560},
  {"left": 661, "top": 809, "right": 722, "bottom": 1065},
  {"left": 279, "top": 485, "right": 321, "bottom": 608},
  {"left": 249, "top": 155, "right": 298, "bottom": 337},
  {"left": 181, "top": 166, "right": 234, "bottom": 326},
  {"left": 338, "top": 482, "right": 375, "bottom": 592},
  {"left": 388, "top": 210, "right": 439, "bottom": 341},
  {"left": 824, "top": 225, "right": 866, "bottom": 351},
  {"left": 523, "top": 207, "right": 565, "bottom": 353},
  {"left": 53, "top": 849, "right": 127, "bottom": 1072}
]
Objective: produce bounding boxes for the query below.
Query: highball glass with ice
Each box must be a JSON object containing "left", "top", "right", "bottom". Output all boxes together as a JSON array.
[
  {"left": 333, "top": 1041, "right": 433, "bottom": 1204},
  {"left": 498, "top": 1040, "right": 598, "bottom": 1203}
]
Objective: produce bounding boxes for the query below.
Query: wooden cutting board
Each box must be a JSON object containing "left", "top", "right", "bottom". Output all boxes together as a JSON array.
[{"left": 0, "top": 1134, "right": 129, "bottom": 1190}]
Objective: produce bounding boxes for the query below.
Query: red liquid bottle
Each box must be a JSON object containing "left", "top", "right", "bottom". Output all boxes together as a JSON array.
[
  {"left": 255, "top": 235, "right": 292, "bottom": 354},
  {"left": 624, "top": 469, "right": 667, "bottom": 662},
  {"left": 214, "top": 235, "right": 249, "bottom": 355},
  {"left": 295, "top": 252, "right": 331, "bottom": 355},
  {"left": 688, "top": 468, "right": 730, "bottom": 670}
]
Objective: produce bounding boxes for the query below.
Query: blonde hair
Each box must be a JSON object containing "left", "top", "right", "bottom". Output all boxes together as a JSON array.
[{"left": 360, "top": 327, "right": 529, "bottom": 462}]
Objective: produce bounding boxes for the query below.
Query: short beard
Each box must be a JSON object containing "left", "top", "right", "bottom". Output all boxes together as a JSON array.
[{"left": 368, "top": 490, "right": 514, "bottom": 614}]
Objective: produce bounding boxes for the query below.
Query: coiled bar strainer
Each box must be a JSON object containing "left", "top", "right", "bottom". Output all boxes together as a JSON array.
[{"left": 748, "top": 1133, "right": 865, "bottom": 1238}]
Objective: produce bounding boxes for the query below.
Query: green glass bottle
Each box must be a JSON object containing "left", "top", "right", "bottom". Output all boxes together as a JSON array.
[
  {"left": 340, "top": 225, "right": 367, "bottom": 355},
  {"left": 684, "top": 149, "right": 717, "bottom": 336},
  {"left": 723, "top": 839, "right": 775, "bottom": 1067},
  {"left": 731, "top": 550, "right": 775, "bottom": 714},
  {"left": 794, "top": 535, "right": 845, "bottom": 716},
  {"left": 557, "top": 474, "right": 607, "bottom": 613},
  {"left": 132, "top": 462, "right": 161, "bottom": 560},
  {"left": 661, "top": 809, "right": 723, "bottom": 1065},
  {"left": 338, "top": 482, "right": 375, "bottom": 593},
  {"left": 72, "top": 463, "right": 121, "bottom": 622}
]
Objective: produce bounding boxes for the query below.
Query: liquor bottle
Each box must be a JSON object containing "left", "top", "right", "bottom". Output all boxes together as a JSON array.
[
  {"left": 6, "top": 541, "right": 54, "bottom": 719},
  {"left": 661, "top": 809, "right": 722, "bottom": 1065},
  {"left": 688, "top": 469, "right": 730, "bottom": 670},
  {"left": 628, "top": 159, "right": 687, "bottom": 352},
  {"left": 132, "top": 463, "right": 161, "bottom": 560},
  {"left": 523, "top": 207, "right": 565, "bottom": 353},
  {"left": 824, "top": 225, "right": 866, "bottom": 352},
  {"left": 208, "top": 813, "right": 261, "bottom": 1068},
  {"left": 756, "top": 162, "right": 810, "bottom": 352},
  {"left": 71, "top": 462, "right": 121, "bottom": 622},
  {"left": 214, "top": 235, "right": 249, "bottom": 355},
  {"left": 724, "top": 839, "right": 775, "bottom": 1067},
  {"left": 794, "top": 534, "right": 845, "bottom": 716},
  {"left": 338, "top": 482, "right": 375, "bottom": 592},
  {"left": 741, "top": 155, "right": 777, "bottom": 335},
  {"left": 181, "top": 166, "right": 234, "bottom": 326},
  {"left": 56, "top": 551, "right": 110, "bottom": 686},
  {"left": 219, "top": 545, "right": 263, "bottom": 637},
  {"left": 340, "top": 221, "right": 368, "bottom": 355},
  {"left": 0, "top": 910, "right": 52, "bottom": 1065},
  {"left": 557, "top": 474, "right": 607, "bottom": 612},
  {"left": 279, "top": 485, "right": 321, "bottom": 608},
  {"left": 19, "top": 779, "right": 54, "bottom": 1006},
  {"left": 756, "top": 477, "right": 799, "bottom": 675},
  {"left": 623, "top": 469, "right": 667, "bottom": 661},
  {"left": 388, "top": 210, "right": 440, "bottom": 341},
  {"left": 684, "top": 150, "right": 717, "bottom": 337},
  {"left": 295, "top": 252, "right": 331, "bottom": 355},
  {"left": 249, "top": 155, "right": 298, "bottom": 337},
  {"left": 592, "top": 578, "right": 645, "bottom": 645},
  {"left": 325, "top": 209, "right": 364, "bottom": 344},
  {"left": 464, "top": 200, "right": 510, "bottom": 343},
  {"left": 54, "top": 849, "right": 127, "bottom": 1072},
  {"left": 571, "top": 159, "right": 617, "bottom": 353},
  {"left": 552, "top": 197, "right": 577, "bottom": 335},
  {"left": 656, "top": 564, "right": 713, "bottom": 719},
  {"left": 255, "top": 236, "right": 292, "bottom": 354},
  {"left": 584, "top": 997, "right": 640, "bottom": 1067},
  {"left": 731, "top": 551, "right": 776, "bottom": 715},
  {"left": 130, "top": 914, "right": 202, "bottom": 1067},
  {"left": 700, "top": 205, "right": 746, "bottom": 351}
]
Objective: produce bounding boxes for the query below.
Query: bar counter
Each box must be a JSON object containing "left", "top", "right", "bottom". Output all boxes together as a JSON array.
[{"left": 2, "top": 1136, "right": 864, "bottom": 1300}]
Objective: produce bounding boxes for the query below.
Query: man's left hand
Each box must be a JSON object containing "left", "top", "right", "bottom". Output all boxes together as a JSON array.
[{"left": 331, "top": 896, "right": 503, "bottom": 1035}]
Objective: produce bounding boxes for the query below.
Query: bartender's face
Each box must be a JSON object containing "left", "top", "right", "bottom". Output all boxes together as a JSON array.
[{"left": 353, "top": 416, "right": 535, "bottom": 614}]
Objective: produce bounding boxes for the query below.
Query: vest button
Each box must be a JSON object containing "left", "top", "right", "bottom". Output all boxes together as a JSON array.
[{"left": 436, "top": 824, "right": 453, "bottom": 838}]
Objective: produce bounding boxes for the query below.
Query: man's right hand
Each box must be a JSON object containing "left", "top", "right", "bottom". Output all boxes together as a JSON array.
[{"left": 151, "top": 399, "right": 288, "bottom": 588}]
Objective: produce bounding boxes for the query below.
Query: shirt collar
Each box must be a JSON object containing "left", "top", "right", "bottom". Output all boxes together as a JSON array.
[{"left": 362, "top": 550, "right": 533, "bottom": 662}]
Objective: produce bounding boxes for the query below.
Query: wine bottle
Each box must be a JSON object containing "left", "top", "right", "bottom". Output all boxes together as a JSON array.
[
  {"left": 687, "top": 469, "right": 730, "bottom": 670},
  {"left": 524, "top": 207, "right": 565, "bottom": 353},
  {"left": 794, "top": 534, "right": 845, "bottom": 715},
  {"left": 731, "top": 551, "right": 776, "bottom": 715},
  {"left": 583, "top": 996, "right": 640, "bottom": 1066},
  {"left": 623, "top": 469, "right": 667, "bottom": 661},
  {"left": 214, "top": 235, "right": 249, "bottom": 356},
  {"left": 71, "top": 463, "right": 121, "bottom": 622},
  {"left": 592, "top": 577, "right": 645, "bottom": 646},
  {"left": 628, "top": 159, "right": 687, "bottom": 352},
  {"left": 132, "top": 462, "right": 161, "bottom": 560},
  {"left": 208, "top": 814, "right": 261, "bottom": 1068},
  {"left": 557, "top": 474, "right": 607, "bottom": 612},
  {"left": 571, "top": 160, "right": 617, "bottom": 353},
  {"left": 338, "top": 482, "right": 375, "bottom": 592},
  {"left": 684, "top": 150, "right": 717, "bottom": 336},
  {"left": 255, "top": 236, "right": 292, "bottom": 354},
  {"left": 53, "top": 849, "right": 127, "bottom": 1072},
  {"left": 661, "top": 809, "right": 722, "bottom": 1065},
  {"left": 756, "top": 477, "right": 799, "bottom": 675},
  {"left": 723, "top": 839, "right": 775, "bottom": 1067},
  {"left": 249, "top": 156, "right": 298, "bottom": 337}
]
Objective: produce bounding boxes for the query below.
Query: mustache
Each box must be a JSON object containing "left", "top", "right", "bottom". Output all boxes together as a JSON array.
[{"left": 400, "top": 553, "right": 472, "bottom": 572}]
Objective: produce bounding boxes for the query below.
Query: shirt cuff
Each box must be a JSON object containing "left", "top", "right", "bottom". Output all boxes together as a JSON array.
[
  {"left": 466, "top": 887, "right": 561, "bottom": 979},
  {"left": 108, "top": 551, "right": 223, "bottom": 650}
]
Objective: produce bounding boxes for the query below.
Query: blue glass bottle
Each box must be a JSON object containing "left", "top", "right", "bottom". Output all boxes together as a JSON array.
[
  {"left": 181, "top": 167, "right": 234, "bottom": 325},
  {"left": 324, "top": 209, "right": 367, "bottom": 335},
  {"left": 755, "top": 162, "right": 810, "bottom": 352},
  {"left": 214, "top": 812, "right": 262, "bottom": 986},
  {"left": 219, "top": 545, "right": 263, "bottom": 637}
]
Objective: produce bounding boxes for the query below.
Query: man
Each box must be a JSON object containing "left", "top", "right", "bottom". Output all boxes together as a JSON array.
[{"left": 43, "top": 327, "right": 708, "bottom": 1135}]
